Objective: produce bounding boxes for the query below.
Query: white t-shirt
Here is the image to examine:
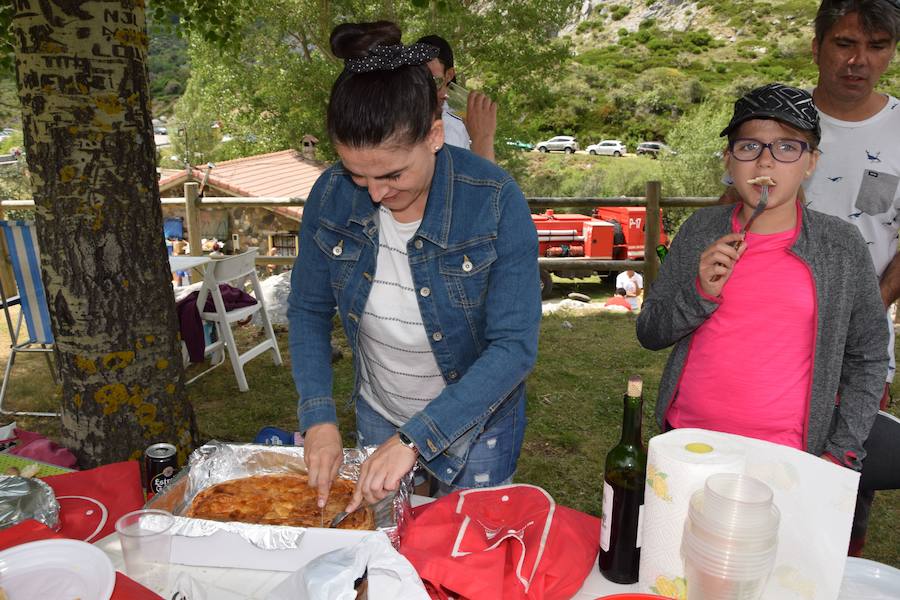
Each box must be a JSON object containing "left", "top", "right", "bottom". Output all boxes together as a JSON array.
[
  {"left": 804, "top": 93, "right": 900, "bottom": 382},
  {"left": 358, "top": 207, "right": 446, "bottom": 425},
  {"left": 442, "top": 101, "right": 470, "bottom": 150},
  {"left": 615, "top": 271, "right": 643, "bottom": 295}
]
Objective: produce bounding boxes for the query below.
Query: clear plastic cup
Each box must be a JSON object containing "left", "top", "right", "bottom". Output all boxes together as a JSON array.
[
  {"left": 688, "top": 490, "right": 780, "bottom": 549},
  {"left": 682, "top": 520, "right": 778, "bottom": 576},
  {"left": 446, "top": 81, "right": 470, "bottom": 118},
  {"left": 684, "top": 558, "right": 772, "bottom": 600},
  {"left": 703, "top": 473, "right": 774, "bottom": 529},
  {"left": 115, "top": 508, "right": 174, "bottom": 593},
  {"left": 681, "top": 476, "right": 780, "bottom": 600}
]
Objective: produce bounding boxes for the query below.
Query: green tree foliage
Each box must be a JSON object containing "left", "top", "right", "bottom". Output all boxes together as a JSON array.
[
  {"left": 173, "top": 0, "right": 582, "bottom": 162},
  {"left": 658, "top": 101, "right": 733, "bottom": 230}
]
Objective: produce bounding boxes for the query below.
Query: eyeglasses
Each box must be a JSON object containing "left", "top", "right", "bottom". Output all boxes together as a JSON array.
[
  {"left": 729, "top": 138, "right": 811, "bottom": 163},
  {"left": 432, "top": 75, "right": 446, "bottom": 88}
]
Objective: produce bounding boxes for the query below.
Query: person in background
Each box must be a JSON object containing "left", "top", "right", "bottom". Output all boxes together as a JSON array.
[
  {"left": 417, "top": 34, "right": 497, "bottom": 162},
  {"left": 288, "top": 21, "right": 540, "bottom": 513},
  {"left": 615, "top": 269, "right": 643, "bottom": 309},
  {"left": 603, "top": 287, "right": 633, "bottom": 312},
  {"left": 637, "top": 84, "right": 887, "bottom": 479},
  {"left": 803, "top": 0, "right": 900, "bottom": 556}
]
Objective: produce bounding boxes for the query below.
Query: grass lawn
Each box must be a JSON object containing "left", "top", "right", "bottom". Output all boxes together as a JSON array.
[{"left": 2, "top": 283, "right": 899, "bottom": 568}]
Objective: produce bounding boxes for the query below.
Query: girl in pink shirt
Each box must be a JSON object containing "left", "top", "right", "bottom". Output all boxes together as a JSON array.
[{"left": 637, "top": 84, "right": 887, "bottom": 471}]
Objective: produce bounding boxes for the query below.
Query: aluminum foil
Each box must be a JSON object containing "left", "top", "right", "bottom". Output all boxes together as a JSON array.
[
  {"left": 0, "top": 475, "right": 60, "bottom": 531},
  {"left": 146, "top": 441, "right": 413, "bottom": 551}
]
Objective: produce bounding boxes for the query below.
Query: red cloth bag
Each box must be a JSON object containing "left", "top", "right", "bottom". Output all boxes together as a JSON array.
[
  {"left": 43, "top": 461, "right": 146, "bottom": 542},
  {"left": 399, "top": 484, "right": 600, "bottom": 600}
]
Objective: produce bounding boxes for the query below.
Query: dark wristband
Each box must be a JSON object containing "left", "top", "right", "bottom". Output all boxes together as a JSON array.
[{"left": 397, "top": 431, "right": 419, "bottom": 455}]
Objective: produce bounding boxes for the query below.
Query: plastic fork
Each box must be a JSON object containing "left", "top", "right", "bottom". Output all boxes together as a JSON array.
[{"left": 710, "top": 185, "right": 769, "bottom": 282}]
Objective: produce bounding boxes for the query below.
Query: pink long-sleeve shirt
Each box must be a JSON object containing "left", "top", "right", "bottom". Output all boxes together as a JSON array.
[{"left": 668, "top": 220, "right": 815, "bottom": 449}]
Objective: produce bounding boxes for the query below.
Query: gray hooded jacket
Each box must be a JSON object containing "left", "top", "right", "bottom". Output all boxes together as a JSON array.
[{"left": 637, "top": 202, "right": 888, "bottom": 470}]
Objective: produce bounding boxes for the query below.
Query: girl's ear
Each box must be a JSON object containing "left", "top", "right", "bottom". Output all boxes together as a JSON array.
[
  {"left": 804, "top": 150, "right": 819, "bottom": 180},
  {"left": 723, "top": 150, "right": 733, "bottom": 178}
]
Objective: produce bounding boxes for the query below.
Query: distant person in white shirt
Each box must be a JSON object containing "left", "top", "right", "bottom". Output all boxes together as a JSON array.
[
  {"left": 417, "top": 34, "right": 497, "bottom": 162},
  {"left": 615, "top": 270, "right": 643, "bottom": 309}
]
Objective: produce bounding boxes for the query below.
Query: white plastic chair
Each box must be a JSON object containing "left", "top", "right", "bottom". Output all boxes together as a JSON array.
[
  {"left": 0, "top": 221, "right": 59, "bottom": 416},
  {"left": 188, "top": 248, "right": 283, "bottom": 391}
]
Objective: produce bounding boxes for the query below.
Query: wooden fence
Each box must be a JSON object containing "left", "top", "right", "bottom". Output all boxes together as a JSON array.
[{"left": 1, "top": 181, "right": 721, "bottom": 291}]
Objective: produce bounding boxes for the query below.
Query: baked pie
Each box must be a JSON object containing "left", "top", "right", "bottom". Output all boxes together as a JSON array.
[{"left": 186, "top": 473, "right": 375, "bottom": 530}]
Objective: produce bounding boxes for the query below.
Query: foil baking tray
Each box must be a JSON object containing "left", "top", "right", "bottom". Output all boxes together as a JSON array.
[
  {"left": 146, "top": 441, "right": 413, "bottom": 551},
  {"left": 0, "top": 475, "right": 60, "bottom": 531}
]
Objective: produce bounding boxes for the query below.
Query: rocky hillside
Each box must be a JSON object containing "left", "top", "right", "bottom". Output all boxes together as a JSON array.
[{"left": 523, "top": 0, "right": 898, "bottom": 147}]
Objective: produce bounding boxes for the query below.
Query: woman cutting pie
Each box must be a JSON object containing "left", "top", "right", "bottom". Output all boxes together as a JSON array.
[{"left": 287, "top": 21, "right": 541, "bottom": 511}]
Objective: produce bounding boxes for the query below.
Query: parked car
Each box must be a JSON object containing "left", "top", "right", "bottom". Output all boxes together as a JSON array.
[
  {"left": 154, "top": 125, "right": 168, "bottom": 135},
  {"left": 536, "top": 136, "right": 578, "bottom": 154},
  {"left": 586, "top": 140, "right": 627, "bottom": 157},
  {"left": 505, "top": 139, "right": 534, "bottom": 151},
  {"left": 636, "top": 141, "right": 674, "bottom": 158}
]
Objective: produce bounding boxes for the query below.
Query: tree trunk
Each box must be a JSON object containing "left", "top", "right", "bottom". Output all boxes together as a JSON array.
[{"left": 11, "top": 0, "right": 199, "bottom": 467}]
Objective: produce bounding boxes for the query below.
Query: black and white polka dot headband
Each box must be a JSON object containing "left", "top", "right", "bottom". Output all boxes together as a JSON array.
[{"left": 344, "top": 43, "right": 439, "bottom": 74}]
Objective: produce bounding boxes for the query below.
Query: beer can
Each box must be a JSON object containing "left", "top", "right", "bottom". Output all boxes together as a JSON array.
[{"left": 144, "top": 443, "right": 178, "bottom": 496}]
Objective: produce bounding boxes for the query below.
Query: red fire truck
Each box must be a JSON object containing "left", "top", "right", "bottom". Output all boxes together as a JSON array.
[{"left": 532, "top": 207, "right": 668, "bottom": 297}]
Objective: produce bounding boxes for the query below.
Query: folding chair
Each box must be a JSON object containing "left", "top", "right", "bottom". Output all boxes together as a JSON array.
[
  {"left": 0, "top": 221, "right": 59, "bottom": 416},
  {"left": 188, "top": 248, "right": 283, "bottom": 392}
]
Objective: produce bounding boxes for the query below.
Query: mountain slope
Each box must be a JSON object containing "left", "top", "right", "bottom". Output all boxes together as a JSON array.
[{"left": 526, "top": 0, "right": 899, "bottom": 146}]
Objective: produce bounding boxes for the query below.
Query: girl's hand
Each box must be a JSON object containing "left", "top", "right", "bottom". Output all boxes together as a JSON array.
[
  {"left": 698, "top": 232, "right": 746, "bottom": 297},
  {"left": 344, "top": 434, "right": 417, "bottom": 512}
]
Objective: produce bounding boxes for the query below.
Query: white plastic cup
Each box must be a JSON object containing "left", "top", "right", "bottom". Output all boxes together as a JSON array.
[
  {"left": 115, "top": 508, "right": 174, "bottom": 593},
  {"left": 445, "top": 81, "right": 470, "bottom": 118}
]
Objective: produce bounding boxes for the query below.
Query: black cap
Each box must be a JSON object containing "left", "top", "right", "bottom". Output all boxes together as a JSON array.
[
  {"left": 720, "top": 83, "right": 821, "bottom": 144},
  {"left": 416, "top": 34, "right": 453, "bottom": 69}
]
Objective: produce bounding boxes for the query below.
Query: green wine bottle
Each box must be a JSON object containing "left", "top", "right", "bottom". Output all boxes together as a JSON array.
[
  {"left": 598, "top": 375, "right": 647, "bottom": 584},
  {"left": 656, "top": 244, "right": 668, "bottom": 262}
]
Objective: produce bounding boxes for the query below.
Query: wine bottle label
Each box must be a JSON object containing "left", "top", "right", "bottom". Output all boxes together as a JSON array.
[
  {"left": 600, "top": 481, "right": 613, "bottom": 552},
  {"left": 636, "top": 503, "right": 644, "bottom": 549}
]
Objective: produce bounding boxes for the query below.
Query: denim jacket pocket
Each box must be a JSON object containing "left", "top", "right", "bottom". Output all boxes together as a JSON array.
[
  {"left": 439, "top": 240, "right": 497, "bottom": 308},
  {"left": 313, "top": 226, "right": 364, "bottom": 293}
]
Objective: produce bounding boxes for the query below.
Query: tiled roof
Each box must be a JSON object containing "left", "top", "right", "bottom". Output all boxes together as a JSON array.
[{"left": 159, "top": 149, "right": 327, "bottom": 221}]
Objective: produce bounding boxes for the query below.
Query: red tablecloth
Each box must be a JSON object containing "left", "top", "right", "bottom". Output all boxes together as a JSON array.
[
  {"left": 0, "top": 519, "right": 162, "bottom": 600},
  {"left": 42, "top": 460, "right": 146, "bottom": 543}
]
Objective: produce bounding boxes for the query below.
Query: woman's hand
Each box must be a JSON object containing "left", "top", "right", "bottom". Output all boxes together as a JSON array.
[
  {"left": 698, "top": 232, "right": 746, "bottom": 297},
  {"left": 303, "top": 423, "right": 343, "bottom": 508},
  {"left": 345, "top": 434, "right": 417, "bottom": 512}
]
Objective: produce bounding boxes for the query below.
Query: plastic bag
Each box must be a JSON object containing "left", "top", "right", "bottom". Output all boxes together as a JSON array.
[{"left": 268, "top": 532, "right": 429, "bottom": 600}]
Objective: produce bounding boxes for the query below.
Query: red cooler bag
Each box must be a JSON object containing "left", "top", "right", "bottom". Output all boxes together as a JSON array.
[{"left": 400, "top": 484, "right": 600, "bottom": 600}]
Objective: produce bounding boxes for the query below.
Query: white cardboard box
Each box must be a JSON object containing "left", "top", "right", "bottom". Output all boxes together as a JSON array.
[{"left": 169, "top": 521, "right": 375, "bottom": 571}]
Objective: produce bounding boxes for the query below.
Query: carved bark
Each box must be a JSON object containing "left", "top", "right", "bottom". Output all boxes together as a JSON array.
[{"left": 11, "top": 0, "right": 199, "bottom": 467}]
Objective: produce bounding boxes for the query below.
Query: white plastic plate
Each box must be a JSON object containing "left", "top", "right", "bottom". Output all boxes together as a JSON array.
[
  {"left": 839, "top": 557, "right": 900, "bottom": 600},
  {"left": 0, "top": 538, "right": 115, "bottom": 600}
]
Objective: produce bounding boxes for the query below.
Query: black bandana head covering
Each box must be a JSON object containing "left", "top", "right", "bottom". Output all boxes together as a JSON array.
[
  {"left": 344, "top": 43, "right": 439, "bottom": 74},
  {"left": 721, "top": 83, "right": 821, "bottom": 144}
]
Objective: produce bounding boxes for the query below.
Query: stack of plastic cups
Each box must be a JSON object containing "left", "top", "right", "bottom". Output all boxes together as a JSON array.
[{"left": 681, "top": 473, "right": 780, "bottom": 600}]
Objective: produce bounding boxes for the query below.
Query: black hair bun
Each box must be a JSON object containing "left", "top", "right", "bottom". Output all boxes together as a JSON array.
[{"left": 330, "top": 21, "right": 403, "bottom": 59}]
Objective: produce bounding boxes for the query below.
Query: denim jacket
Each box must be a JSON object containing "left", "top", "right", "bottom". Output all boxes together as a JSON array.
[{"left": 288, "top": 145, "right": 541, "bottom": 485}]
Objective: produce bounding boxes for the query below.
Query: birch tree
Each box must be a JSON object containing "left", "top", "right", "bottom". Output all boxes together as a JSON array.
[{"left": 8, "top": 0, "right": 200, "bottom": 467}]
